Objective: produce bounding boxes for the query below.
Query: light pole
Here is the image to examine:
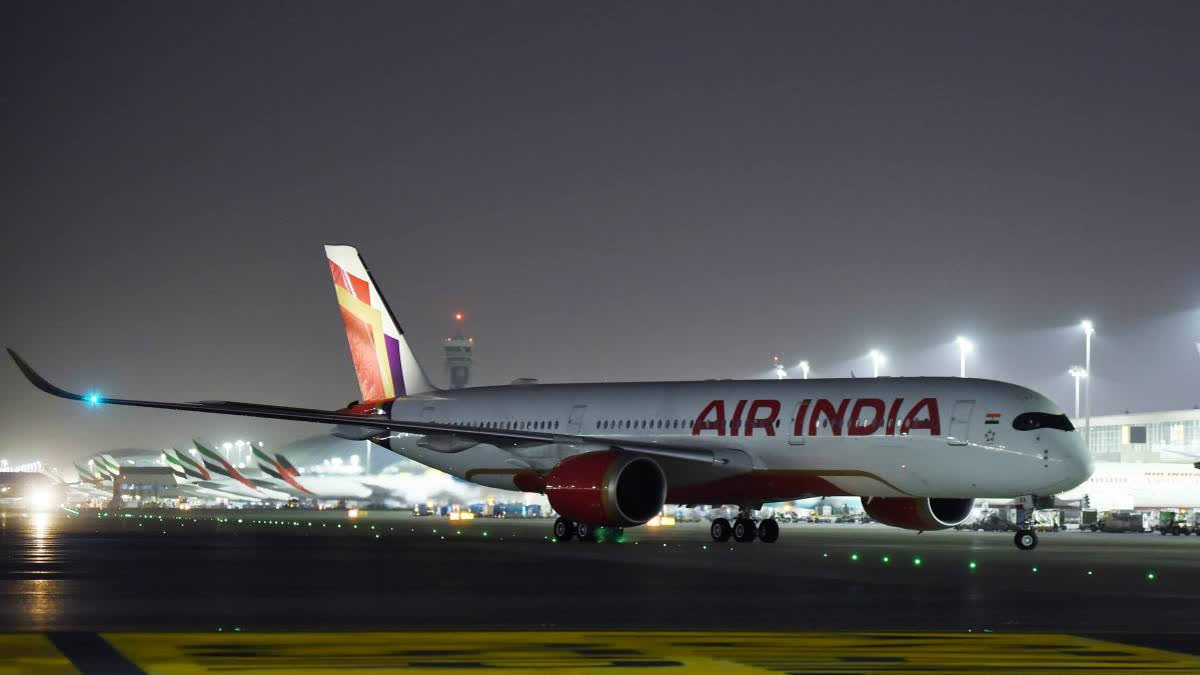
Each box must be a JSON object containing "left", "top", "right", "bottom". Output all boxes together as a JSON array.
[
  {"left": 1081, "top": 320, "right": 1094, "bottom": 448},
  {"left": 955, "top": 336, "right": 973, "bottom": 378},
  {"left": 869, "top": 350, "right": 885, "bottom": 378},
  {"left": 772, "top": 356, "right": 787, "bottom": 380},
  {"left": 1068, "top": 366, "right": 1087, "bottom": 419},
  {"left": 798, "top": 360, "right": 810, "bottom": 379}
]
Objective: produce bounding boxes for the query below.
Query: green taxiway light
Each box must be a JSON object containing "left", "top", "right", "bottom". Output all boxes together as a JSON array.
[
  {"left": 881, "top": 555, "right": 890, "bottom": 564},
  {"left": 1147, "top": 571, "right": 1156, "bottom": 581},
  {"left": 1032, "top": 567, "right": 1039, "bottom": 573},
  {"left": 1087, "top": 570, "right": 1094, "bottom": 576},
  {"left": 912, "top": 557, "right": 922, "bottom": 566},
  {"left": 850, "top": 553, "right": 859, "bottom": 561},
  {"left": 968, "top": 561, "right": 977, "bottom": 570}
]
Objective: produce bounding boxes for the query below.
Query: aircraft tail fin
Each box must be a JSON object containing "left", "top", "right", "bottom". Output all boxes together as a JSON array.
[
  {"left": 324, "top": 244, "right": 436, "bottom": 400},
  {"left": 193, "top": 439, "right": 258, "bottom": 491},
  {"left": 73, "top": 462, "right": 102, "bottom": 485},
  {"left": 162, "top": 449, "right": 193, "bottom": 483},
  {"left": 98, "top": 454, "right": 122, "bottom": 479}
]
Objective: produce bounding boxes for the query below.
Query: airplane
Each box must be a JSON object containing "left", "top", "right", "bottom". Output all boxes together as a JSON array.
[
  {"left": 251, "top": 445, "right": 374, "bottom": 500},
  {"left": 1056, "top": 461, "right": 1200, "bottom": 511},
  {"left": 164, "top": 445, "right": 289, "bottom": 503},
  {"left": 5, "top": 244, "right": 1093, "bottom": 550}
]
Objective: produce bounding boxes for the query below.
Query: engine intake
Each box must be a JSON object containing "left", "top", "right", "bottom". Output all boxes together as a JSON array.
[
  {"left": 862, "top": 496, "right": 975, "bottom": 531},
  {"left": 545, "top": 450, "right": 667, "bottom": 526}
]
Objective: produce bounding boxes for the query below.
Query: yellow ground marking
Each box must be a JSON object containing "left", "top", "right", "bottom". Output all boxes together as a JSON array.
[
  {"left": 0, "top": 634, "right": 77, "bottom": 675},
  {"left": 98, "top": 631, "right": 1200, "bottom": 673}
]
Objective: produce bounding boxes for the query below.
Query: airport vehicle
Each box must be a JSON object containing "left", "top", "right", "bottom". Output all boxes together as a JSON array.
[
  {"left": 1084, "top": 510, "right": 1148, "bottom": 533},
  {"left": 1057, "top": 462, "right": 1200, "bottom": 512},
  {"left": 1156, "top": 512, "right": 1194, "bottom": 536},
  {"left": 6, "top": 245, "right": 1092, "bottom": 550}
]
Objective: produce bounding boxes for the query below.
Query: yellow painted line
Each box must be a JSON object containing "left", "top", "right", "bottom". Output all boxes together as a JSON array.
[
  {"left": 0, "top": 634, "right": 78, "bottom": 675},
  {"left": 97, "top": 631, "right": 1200, "bottom": 673}
]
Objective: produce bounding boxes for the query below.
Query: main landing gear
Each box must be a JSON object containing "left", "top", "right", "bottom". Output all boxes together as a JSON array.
[
  {"left": 710, "top": 516, "right": 780, "bottom": 544},
  {"left": 553, "top": 517, "right": 623, "bottom": 542}
]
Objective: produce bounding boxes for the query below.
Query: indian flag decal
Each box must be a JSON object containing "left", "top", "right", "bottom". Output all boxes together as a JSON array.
[{"left": 985, "top": 412, "right": 1002, "bottom": 425}]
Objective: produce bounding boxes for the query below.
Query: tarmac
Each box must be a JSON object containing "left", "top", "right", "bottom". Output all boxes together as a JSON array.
[{"left": 3, "top": 507, "right": 1200, "bottom": 673}]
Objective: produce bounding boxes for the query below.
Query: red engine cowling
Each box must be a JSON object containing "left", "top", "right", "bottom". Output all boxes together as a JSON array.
[
  {"left": 544, "top": 450, "right": 667, "bottom": 526},
  {"left": 862, "top": 497, "right": 975, "bottom": 531}
]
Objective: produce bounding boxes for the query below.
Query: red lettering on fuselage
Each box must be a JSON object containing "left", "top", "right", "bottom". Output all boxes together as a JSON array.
[
  {"left": 695, "top": 397, "right": 943, "bottom": 438},
  {"left": 848, "top": 398, "right": 885, "bottom": 436},
  {"left": 744, "top": 400, "right": 780, "bottom": 436},
  {"left": 693, "top": 400, "right": 726, "bottom": 436},
  {"left": 809, "top": 398, "right": 850, "bottom": 436},
  {"left": 728, "top": 400, "right": 747, "bottom": 436},
  {"left": 900, "top": 397, "right": 941, "bottom": 435}
]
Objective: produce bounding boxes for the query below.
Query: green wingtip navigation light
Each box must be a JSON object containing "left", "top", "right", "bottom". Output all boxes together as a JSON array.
[{"left": 86, "top": 392, "right": 101, "bottom": 406}]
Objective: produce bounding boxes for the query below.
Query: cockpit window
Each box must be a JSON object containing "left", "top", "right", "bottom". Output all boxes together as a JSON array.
[{"left": 1012, "top": 412, "right": 1075, "bottom": 432}]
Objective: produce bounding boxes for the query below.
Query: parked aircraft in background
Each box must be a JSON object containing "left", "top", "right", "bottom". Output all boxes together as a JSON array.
[{"left": 1057, "top": 462, "right": 1200, "bottom": 511}]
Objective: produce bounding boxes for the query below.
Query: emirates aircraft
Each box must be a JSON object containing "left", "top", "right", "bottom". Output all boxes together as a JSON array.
[
  {"left": 1057, "top": 462, "right": 1200, "bottom": 511},
  {"left": 7, "top": 245, "right": 1092, "bottom": 550}
]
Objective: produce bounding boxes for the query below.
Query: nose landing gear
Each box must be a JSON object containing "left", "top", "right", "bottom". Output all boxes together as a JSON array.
[{"left": 1014, "top": 529, "right": 1038, "bottom": 550}]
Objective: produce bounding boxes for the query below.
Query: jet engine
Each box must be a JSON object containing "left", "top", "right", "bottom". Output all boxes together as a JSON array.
[
  {"left": 862, "top": 497, "right": 975, "bottom": 531},
  {"left": 544, "top": 450, "right": 667, "bottom": 526}
]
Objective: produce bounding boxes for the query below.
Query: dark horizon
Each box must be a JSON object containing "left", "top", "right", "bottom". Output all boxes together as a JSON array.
[{"left": 2, "top": 2, "right": 1198, "bottom": 466}]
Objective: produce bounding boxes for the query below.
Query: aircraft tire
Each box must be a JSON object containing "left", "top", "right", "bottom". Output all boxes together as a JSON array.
[
  {"left": 710, "top": 518, "right": 732, "bottom": 542},
  {"left": 1014, "top": 529, "right": 1038, "bottom": 551},
  {"left": 576, "top": 522, "right": 597, "bottom": 542},
  {"left": 553, "top": 517, "right": 576, "bottom": 541},
  {"left": 757, "top": 518, "right": 780, "bottom": 543},
  {"left": 733, "top": 518, "right": 757, "bottom": 543}
]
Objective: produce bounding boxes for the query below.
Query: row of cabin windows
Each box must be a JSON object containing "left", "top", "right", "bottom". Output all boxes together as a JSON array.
[
  {"left": 438, "top": 420, "right": 560, "bottom": 431},
  {"left": 595, "top": 418, "right": 784, "bottom": 432}
]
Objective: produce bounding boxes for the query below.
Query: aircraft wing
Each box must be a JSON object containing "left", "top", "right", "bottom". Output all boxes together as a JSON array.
[{"left": 9, "top": 349, "right": 732, "bottom": 467}]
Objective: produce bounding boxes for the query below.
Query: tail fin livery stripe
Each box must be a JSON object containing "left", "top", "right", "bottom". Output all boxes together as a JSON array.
[
  {"left": 74, "top": 462, "right": 103, "bottom": 484},
  {"left": 325, "top": 245, "right": 434, "bottom": 399},
  {"left": 173, "top": 450, "right": 210, "bottom": 480},
  {"left": 194, "top": 440, "right": 258, "bottom": 491},
  {"left": 250, "top": 446, "right": 290, "bottom": 485},
  {"left": 271, "top": 452, "right": 314, "bottom": 495}
]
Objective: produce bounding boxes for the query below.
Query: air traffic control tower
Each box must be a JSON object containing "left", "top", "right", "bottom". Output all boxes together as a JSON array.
[{"left": 444, "top": 312, "right": 474, "bottom": 389}]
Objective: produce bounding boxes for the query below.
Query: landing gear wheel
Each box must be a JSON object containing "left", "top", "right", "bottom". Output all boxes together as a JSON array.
[
  {"left": 576, "top": 522, "right": 597, "bottom": 542},
  {"left": 757, "top": 518, "right": 780, "bottom": 543},
  {"left": 733, "top": 518, "right": 757, "bottom": 543},
  {"left": 553, "top": 517, "right": 576, "bottom": 541},
  {"left": 710, "top": 518, "right": 732, "bottom": 542},
  {"left": 1014, "top": 529, "right": 1038, "bottom": 551}
]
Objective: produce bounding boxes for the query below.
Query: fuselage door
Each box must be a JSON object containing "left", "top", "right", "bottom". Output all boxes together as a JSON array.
[
  {"left": 567, "top": 405, "right": 588, "bottom": 434},
  {"left": 947, "top": 399, "right": 975, "bottom": 446},
  {"left": 787, "top": 400, "right": 806, "bottom": 445}
]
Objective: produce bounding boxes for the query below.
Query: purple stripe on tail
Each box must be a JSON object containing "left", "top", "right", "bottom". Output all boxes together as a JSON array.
[{"left": 385, "top": 335, "right": 405, "bottom": 396}]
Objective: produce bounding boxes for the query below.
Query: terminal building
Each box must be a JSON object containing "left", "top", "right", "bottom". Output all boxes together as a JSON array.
[{"left": 1080, "top": 408, "right": 1200, "bottom": 464}]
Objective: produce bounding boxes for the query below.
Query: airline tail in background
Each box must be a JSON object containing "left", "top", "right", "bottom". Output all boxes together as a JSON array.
[
  {"left": 193, "top": 439, "right": 258, "bottom": 491},
  {"left": 252, "top": 445, "right": 313, "bottom": 495},
  {"left": 325, "top": 245, "right": 435, "bottom": 401}
]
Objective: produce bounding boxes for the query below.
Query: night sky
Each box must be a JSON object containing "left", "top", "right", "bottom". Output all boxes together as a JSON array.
[{"left": 2, "top": 2, "right": 1198, "bottom": 466}]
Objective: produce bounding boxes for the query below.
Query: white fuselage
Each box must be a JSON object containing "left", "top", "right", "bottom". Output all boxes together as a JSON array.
[
  {"left": 1057, "top": 462, "right": 1200, "bottom": 511},
  {"left": 380, "top": 377, "right": 1092, "bottom": 504}
]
